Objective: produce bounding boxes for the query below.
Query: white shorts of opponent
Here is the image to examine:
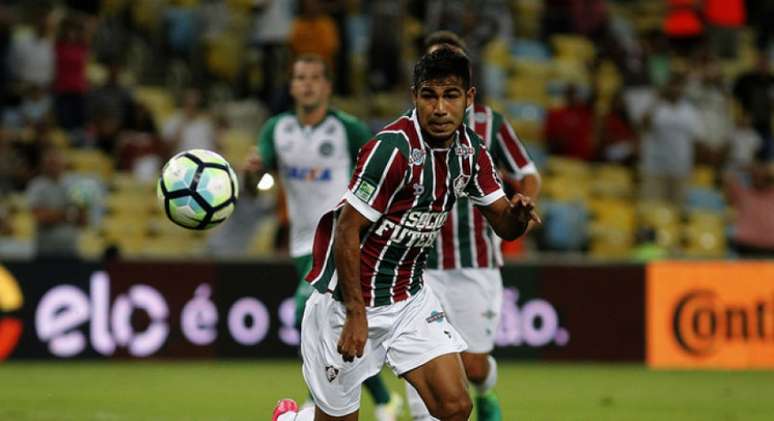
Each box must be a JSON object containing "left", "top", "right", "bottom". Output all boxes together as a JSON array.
[
  {"left": 301, "top": 284, "right": 467, "bottom": 417},
  {"left": 423, "top": 268, "right": 503, "bottom": 354}
]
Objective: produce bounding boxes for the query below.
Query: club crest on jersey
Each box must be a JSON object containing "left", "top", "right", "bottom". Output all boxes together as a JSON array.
[
  {"left": 413, "top": 183, "right": 425, "bottom": 196},
  {"left": 409, "top": 148, "right": 426, "bottom": 166},
  {"left": 355, "top": 180, "right": 376, "bottom": 202},
  {"left": 325, "top": 365, "right": 340, "bottom": 382},
  {"left": 455, "top": 143, "right": 474, "bottom": 157},
  {"left": 319, "top": 141, "right": 334, "bottom": 156},
  {"left": 453, "top": 174, "right": 470, "bottom": 197}
]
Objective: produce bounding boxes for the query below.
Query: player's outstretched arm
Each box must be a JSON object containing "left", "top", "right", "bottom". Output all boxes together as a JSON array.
[
  {"left": 333, "top": 203, "right": 372, "bottom": 362},
  {"left": 478, "top": 193, "right": 542, "bottom": 241}
]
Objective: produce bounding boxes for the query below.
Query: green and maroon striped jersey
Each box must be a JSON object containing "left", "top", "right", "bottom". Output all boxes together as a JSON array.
[
  {"left": 305, "top": 110, "right": 505, "bottom": 307},
  {"left": 426, "top": 103, "right": 538, "bottom": 269}
]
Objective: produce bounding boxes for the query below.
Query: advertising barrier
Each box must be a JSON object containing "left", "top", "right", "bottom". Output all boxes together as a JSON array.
[
  {"left": 1, "top": 260, "right": 643, "bottom": 361},
  {"left": 647, "top": 261, "right": 774, "bottom": 369}
]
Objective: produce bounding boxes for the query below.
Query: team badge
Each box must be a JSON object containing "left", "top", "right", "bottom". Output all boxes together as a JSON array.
[
  {"left": 409, "top": 148, "right": 426, "bottom": 166},
  {"left": 355, "top": 180, "right": 376, "bottom": 202},
  {"left": 455, "top": 144, "right": 474, "bottom": 157},
  {"left": 325, "top": 365, "right": 340, "bottom": 382},
  {"left": 319, "top": 141, "right": 334, "bottom": 156},
  {"left": 453, "top": 174, "right": 470, "bottom": 197}
]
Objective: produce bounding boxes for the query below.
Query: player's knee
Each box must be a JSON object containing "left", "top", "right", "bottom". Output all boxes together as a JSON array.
[
  {"left": 462, "top": 355, "right": 489, "bottom": 384},
  {"left": 428, "top": 393, "right": 472, "bottom": 420}
]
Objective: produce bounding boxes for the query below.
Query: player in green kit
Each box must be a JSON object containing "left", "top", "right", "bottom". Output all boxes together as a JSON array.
[
  {"left": 245, "top": 54, "right": 401, "bottom": 421},
  {"left": 273, "top": 48, "right": 541, "bottom": 421}
]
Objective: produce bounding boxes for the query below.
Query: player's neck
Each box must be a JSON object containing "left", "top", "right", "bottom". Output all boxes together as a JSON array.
[
  {"left": 296, "top": 104, "right": 328, "bottom": 127},
  {"left": 421, "top": 129, "right": 456, "bottom": 149}
]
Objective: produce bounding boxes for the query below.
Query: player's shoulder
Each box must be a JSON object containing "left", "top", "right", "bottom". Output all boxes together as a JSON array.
[
  {"left": 373, "top": 114, "right": 417, "bottom": 157},
  {"left": 261, "top": 111, "right": 295, "bottom": 133},
  {"left": 472, "top": 102, "right": 507, "bottom": 129},
  {"left": 329, "top": 108, "right": 365, "bottom": 126}
]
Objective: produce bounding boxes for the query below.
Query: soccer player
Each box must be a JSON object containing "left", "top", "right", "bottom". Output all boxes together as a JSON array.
[
  {"left": 273, "top": 48, "right": 540, "bottom": 421},
  {"left": 404, "top": 31, "right": 542, "bottom": 421},
  {"left": 246, "top": 54, "right": 400, "bottom": 421}
]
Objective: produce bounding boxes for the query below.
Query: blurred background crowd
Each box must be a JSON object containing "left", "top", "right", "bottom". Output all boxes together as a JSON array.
[{"left": 0, "top": 0, "right": 773, "bottom": 262}]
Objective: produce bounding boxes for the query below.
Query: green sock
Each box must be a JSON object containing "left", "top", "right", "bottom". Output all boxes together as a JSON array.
[{"left": 363, "top": 373, "right": 391, "bottom": 405}]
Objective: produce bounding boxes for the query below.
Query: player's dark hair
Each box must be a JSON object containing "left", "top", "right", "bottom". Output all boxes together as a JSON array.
[
  {"left": 423, "top": 30, "right": 467, "bottom": 53},
  {"left": 412, "top": 47, "right": 471, "bottom": 90},
  {"left": 292, "top": 53, "right": 332, "bottom": 81}
]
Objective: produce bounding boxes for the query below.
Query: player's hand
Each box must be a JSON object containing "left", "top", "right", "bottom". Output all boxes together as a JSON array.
[
  {"left": 243, "top": 148, "right": 263, "bottom": 173},
  {"left": 509, "top": 193, "right": 542, "bottom": 226},
  {"left": 337, "top": 308, "right": 367, "bottom": 363}
]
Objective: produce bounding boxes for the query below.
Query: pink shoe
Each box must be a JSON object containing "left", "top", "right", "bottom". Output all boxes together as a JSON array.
[{"left": 272, "top": 399, "right": 299, "bottom": 421}]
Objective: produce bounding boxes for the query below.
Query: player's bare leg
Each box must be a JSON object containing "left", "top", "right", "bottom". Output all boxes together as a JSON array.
[
  {"left": 402, "top": 353, "right": 472, "bottom": 421},
  {"left": 461, "top": 352, "right": 501, "bottom": 421}
]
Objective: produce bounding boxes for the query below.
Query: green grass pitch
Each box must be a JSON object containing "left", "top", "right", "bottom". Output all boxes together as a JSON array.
[{"left": 1, "top": 361, "right": 773, "bottom": 420}]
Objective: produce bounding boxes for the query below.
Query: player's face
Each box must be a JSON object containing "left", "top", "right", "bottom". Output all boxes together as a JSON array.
[
  {"left": 290, "top": 61, "right": 331, "bottom": 110},
  {"left": 413, "top": 76, "right": 475, "bottom": 145}
]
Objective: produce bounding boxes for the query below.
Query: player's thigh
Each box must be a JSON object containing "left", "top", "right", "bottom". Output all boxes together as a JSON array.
[
  {"left": 301, "top": 291, "right": 386, "bottom": 417},
  {"left": 401, "top": 352, "right": 469, "bottom": 416},
  {"left": 434, "top": 268, "right": 503, "bottom": 353}
]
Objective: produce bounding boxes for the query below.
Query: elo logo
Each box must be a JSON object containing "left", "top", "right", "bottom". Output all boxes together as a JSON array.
[{"left": 0, "top": 265, "right": 23, "bottom": 361}]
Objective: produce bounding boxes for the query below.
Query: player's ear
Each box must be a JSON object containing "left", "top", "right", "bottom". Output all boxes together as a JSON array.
[{"left": 466, "top": 86, "right": 477, "bottom": 106}]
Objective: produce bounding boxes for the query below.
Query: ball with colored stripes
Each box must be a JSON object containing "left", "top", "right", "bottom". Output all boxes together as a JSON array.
[{"left": 157, "top": 149, "right": 239, "bottom": 230}]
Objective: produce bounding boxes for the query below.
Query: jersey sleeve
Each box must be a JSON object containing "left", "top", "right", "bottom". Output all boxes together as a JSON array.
[
  {"left": 256, "top": 117, "right": 279, "bottom": 170},
  {"left": 344, "top": 139, "right": 407, "bottom": 222},
  {"left": 340, "top": 113, "right": 373, "bottom": 166},
  {"left": 490, "top": 115, "right": 538, "bottom": 180},
  {"left": 465, "top": 144, "right": 506, "bottom": 207}
]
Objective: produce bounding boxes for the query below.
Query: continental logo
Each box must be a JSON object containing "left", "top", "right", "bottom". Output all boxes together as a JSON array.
[
  {"left": 0, "top": 265, "right": 23, "bottom": 361},
  {"left": 647, "top": 262, "right": 774, "bottom": 369},
  {"left": 672, "top": 289, "right": 773, "bottom": 356}
]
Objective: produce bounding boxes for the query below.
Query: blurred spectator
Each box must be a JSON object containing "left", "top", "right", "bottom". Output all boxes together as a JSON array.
[
  {"left": 640, "top": 75, "right": 703, "bottom": 203},
  {"left": 53, "top": 16, "right": 90, "bottom": 131},
  {"left": 87, "top": 61, "right": 136, "bottom": 155},
  {"left": 541, "top": 0, "right": 608, "bottom": 41},
  {"left": 686, "top": 60, "right": 732, "bottom": 166},
  {"left": 289, "top": 0, "right": 340, "bottom": 69},
  {"left": 663, "top": 0, "right": 704, "bottom": 56},
  {"left": 26, "top": 148, "right": 86, "bottom": 258},
  {"left": 367, "top": 0, "right": 402, "bottom": 92},
  {"left": 733, "top": 53, "right": 774, "bottom": 160},
  {"left": 545, "top": 84, "right": 595, "bottom": 161},
  {"left": 0, "top": 125, "right": 47, "bottom": 193},
  {"left": 704, "top": 0, "right": 745, "bottom": 59},
  {"left": 3, "top": 84, "right": 53, "bottom": 129},
  {"left": 597, "top": 90, "right": 638, "bottom": 165},
  {"left": 724, "top": 165, "right": 774, "bottom": 257},
  {"left": 9, "top": 11, "right": 55, "bottom": 89},
  {"left": 747, "top": 0, "right": 774, "bottom": 50},
  {"left": 726, "top": 113, "right": 763, "bottom": 172},
  {"left": 116, "top": 103, "right": 164, "bottom": 181},
  {"left": 162, "top": 88, "right": 218, "bottom": 153},
  {"left": 250, "top": 0, "right": 294, "bottom": 104}
]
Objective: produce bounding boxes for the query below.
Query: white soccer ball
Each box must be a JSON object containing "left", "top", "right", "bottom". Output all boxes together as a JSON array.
[{"left": 157, "top": 149, "right": 239, "bottom": 230}]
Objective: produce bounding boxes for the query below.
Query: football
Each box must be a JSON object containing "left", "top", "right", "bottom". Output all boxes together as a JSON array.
[{"left": 156, "top": 149, "right": 239, "bottom": 230}]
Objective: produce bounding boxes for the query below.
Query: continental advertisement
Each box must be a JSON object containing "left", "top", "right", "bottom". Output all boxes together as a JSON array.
[
  {"left": 647, "top": 261, "right": 774, "bottom": 369},
  {"left": 0, "top": 261, "right": 645, "bottom": 361}
]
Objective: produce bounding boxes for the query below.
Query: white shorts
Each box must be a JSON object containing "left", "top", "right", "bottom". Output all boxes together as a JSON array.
[
  {"left": 423, "top": 268, "right": 503, "bottom": 353},
  {"left": 300, "top": 285, "right": 467, "bottom": 417}
]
